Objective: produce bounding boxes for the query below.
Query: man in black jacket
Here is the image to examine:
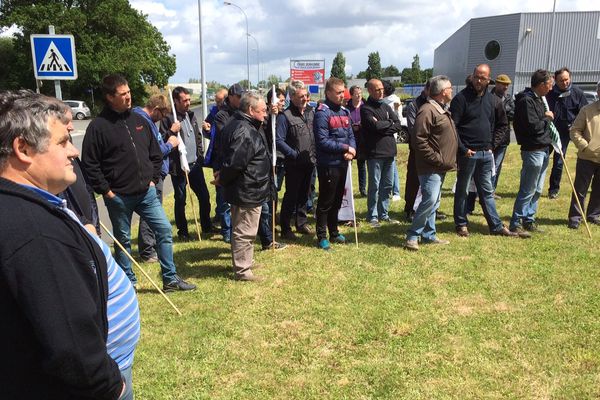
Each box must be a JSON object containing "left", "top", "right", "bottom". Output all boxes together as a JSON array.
[
  {"left": 450, "top": 64, "right": 519, "bottom": 238},
  {"left": 361, "top": 79, "right": 402, "bottom": 228},
  {"left": 491, "top": 74, "right": 515, "bottom": 195},
  {"left": 161, "top": 86, "right": 213, "bottom": 241},
  {"left": 546, "top": 67, "right": 588, "bottom": 199},
  {"left": 0, "top": 90, "right": 125, "bottom": 399},
  {"left": 276, "top": 80, "right": 316, "bottom": 240},
  {"left": 215, "top": 92, "right": 271, "bottom": 282},
  {"left": 82, "top": 74, "right": 195, "bottom": 292},
  {"left": 509, "top": 69, "right": 554, "bottom": 235},
  {"left": 211, "top": 83, "right": 244, "bottom": 243}
]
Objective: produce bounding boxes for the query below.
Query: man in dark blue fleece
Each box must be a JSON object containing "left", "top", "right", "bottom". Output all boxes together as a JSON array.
[{"left": 450, "top": 64, "right": 521, "bottom": 238}]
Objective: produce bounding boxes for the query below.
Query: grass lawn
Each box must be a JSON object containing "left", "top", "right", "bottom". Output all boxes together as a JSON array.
[{"left": 131, "top": 144, "right": 600, "bottom": 399}]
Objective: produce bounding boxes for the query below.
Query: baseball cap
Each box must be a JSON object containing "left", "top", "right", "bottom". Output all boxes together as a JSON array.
[{"left": 228, "top": 83, "right": 245, "bottom": 96}]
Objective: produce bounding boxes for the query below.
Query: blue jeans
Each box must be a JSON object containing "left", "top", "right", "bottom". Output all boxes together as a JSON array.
[
  {"left": 214, "top": 173, "right": 231, "bottom": 241},
  {"left": 258, "top": 201, "right": 273, "bottom": 247},
  {"left": 119, "top": 366, "right": 133, "bottom": 400},
  {"left": 392, "top": 158, "right": 401, "bottom": 196},
  {"left": 407, "top": 172, "right": 446, "bottom": 241},
  {"left": 367, "top": 157, "right": 395, "bottom": 221},
  {"left": 104, "top": 186, "right": 176, "bottom": 284},
  {"left": 493, "top": 145, "right": 508, "bottom": 190},
  {"left": 171, "top": 162, "right": 212, "bottom": 235},
  {"left": 454, "top": 150, "right": 503, "bottom": 231},
  {"left": 548, "top": 132, "right": 570, "bottom": 194},
  {"left": 510, "top": 149, "right": 549, "bottom": 229}
]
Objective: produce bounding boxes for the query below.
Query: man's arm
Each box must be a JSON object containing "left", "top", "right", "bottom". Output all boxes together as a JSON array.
[
  {"left": 81, "top": 123, "right": 111, "bottom": 195},
  {"left": 492, "top": 95, "right": 509, "bottom": 149},
  {"left": 275, "top": 113, "right": 298, "bottom": 159},
  {"left": 413, "top": 106, "right": 442, "bottom": 166},
  {"left": 5, "top": 238, "right": 123, "bottom": 399},
  {"left": 360, "top": 104, "right": 396, "bottom": 135},
  {"left": 313, "top": 110, "right": 349, "bottom": 154},
  {"left": 219, "top": 128, "right": 255, "bottom": 186},
  {"left": 449, "top": 95, "right": 469, "bottom": 155},
  {"left": 570, "top": 107, "right": 589, "bottom": 151}
]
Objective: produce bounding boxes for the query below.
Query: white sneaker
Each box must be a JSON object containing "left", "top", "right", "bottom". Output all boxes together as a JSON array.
[{"left": 392, "top": 195, "right": 401, "bottom": 202}]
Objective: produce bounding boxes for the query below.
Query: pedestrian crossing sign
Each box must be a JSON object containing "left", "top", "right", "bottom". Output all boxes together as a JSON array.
[{"left": 30, "top": 34, "right": 77, "bottom": 80}]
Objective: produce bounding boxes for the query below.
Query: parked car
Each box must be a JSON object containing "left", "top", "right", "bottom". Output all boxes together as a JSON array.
[
  {"left": 64, "top": 100, "right": 91, "bottom": 120},
  {"left": 584, "top": 91, "right": 598, "bottom": 103}
]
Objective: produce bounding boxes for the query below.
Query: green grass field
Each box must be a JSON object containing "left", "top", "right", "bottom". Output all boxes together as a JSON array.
[{"left": 131, "top": 145, "right": 600, "bottom": 399}]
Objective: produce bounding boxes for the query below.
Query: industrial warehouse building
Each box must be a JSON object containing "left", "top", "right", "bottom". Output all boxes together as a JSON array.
[{"left": 433, "top": 11, "right": 600, "bottom": 94}]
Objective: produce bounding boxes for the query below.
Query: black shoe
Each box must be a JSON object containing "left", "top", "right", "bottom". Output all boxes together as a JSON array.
[
  {"left": 588, "top": 218, "right": 600, "bottom": 225},
  {"left": 436, "top": 211, "right": 448, "bottom": 221},
  {"left": 548, "top": 191, "right": 559, "bottom": 199},
  {"left": 523, "top": 222, "right": 543, "bottom": 233},
  {"left": 163, "top": 275, "right": 196, "bottom": 292},
  {"left": 405, "top": 211, "right": 415, "bottom": 222},
  {"left": 262, "top": 241, "right": 287, "bottom": 251},
  {"left": 491, "top": 226, "right": 519, "bottom": 237},
  {"left": 296, "top": 224, "right": 314, "bottom": 235},
  {"left": 177, "top": 233, "right": 191, "bottom": 242},
  {"left": 281, "top": 230, "right": 298, "bottom": 241},
  {"left": 510, "top": 225, "right": 532, "bottom": 238},
  {"left": 234, "top": 274, "right": 265, "bottom": 282},
  {"left": 140, "top": 254, "right": 158, "bottom": 263},
  {"left": 568, "top": 221, "right": 580, "bottom": 229}
]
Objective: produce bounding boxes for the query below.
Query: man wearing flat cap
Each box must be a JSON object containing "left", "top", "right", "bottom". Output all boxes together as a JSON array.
[{"left": 491, "top": 74, "right": 515, "bottom": 195}]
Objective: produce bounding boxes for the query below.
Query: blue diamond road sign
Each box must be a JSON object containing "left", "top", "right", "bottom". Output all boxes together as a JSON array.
[{"left": 30, "top": 34, "right": 77, "bottom": 80}]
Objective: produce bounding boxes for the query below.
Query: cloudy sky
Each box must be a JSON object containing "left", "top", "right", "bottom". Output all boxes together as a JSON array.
[{"left": 130, "top": 0, "right": 598, "bottom": 86}]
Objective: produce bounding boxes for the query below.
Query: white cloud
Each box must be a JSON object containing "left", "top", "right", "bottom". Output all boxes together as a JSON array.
[{"left": 130, "top": 0, "right": 599, "bottom": 85}]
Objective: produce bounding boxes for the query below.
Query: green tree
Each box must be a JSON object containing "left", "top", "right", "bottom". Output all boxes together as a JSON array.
[
  {"left": 0, "top": 0, "right": 176, "bottom": 103},
  {"left": 365, "top": 51, "right": 382, "bottom": 81},
  {"left": 266, "top": 74, "right": 281, "bottom": 87},
  {"left": 0, "top": 37, "right": 22, "bottom": 89},
  {"left": 330, "top": 52, "right": 346, "bottom": 84},
  {"left": 356, "top": 70, "right": 367, "bottom": 79},
  {"left": 382, "top": 65, "right": 400, "bottom": 77}
]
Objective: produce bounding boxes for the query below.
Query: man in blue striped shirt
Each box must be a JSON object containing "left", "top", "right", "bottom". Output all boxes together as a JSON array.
[{"left": 0, "top": 90, "right": 139, "bottom": 399}]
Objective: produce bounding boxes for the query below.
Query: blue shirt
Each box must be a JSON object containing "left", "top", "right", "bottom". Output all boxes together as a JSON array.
[
  {"left": 22, "top": 184, "right": 140, "bottom": 371},
  {"left": 133, "top": 106, "right": 172, "bottom": 177}
]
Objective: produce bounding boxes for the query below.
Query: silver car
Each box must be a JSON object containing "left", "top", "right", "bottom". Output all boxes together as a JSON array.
[
  {"left": 584, "top": 91, "right": 598, "bottom": 103},
  {"left": 64, "top": 100, "right": 91, "bottom": 120}
]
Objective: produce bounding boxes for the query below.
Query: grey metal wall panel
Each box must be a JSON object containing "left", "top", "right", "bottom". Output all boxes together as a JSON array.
[
  {"left": 434, "top": 22, "right": 470, "bottom": 86},
  {"left": 467, "top": 13, "right": 521, "bottom": 79}
]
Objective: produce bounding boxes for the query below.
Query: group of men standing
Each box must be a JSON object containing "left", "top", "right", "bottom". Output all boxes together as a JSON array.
[{"left": 402, "top": 64, "right": 597, "bottom": 250}]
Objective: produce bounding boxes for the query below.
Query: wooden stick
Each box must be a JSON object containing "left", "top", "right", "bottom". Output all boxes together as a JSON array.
[
  {"left": 184, "top": 170, "right": 202, "bottom": 242},
  {"left": 99, "top": 221, "right": 183, "bottom": 316},
  {"left": 347, "top": 160, "right": 359, "bottom": 248},
  {"left": 559, "top": 150, "right": 592, "bottom": 239},
  {"left": 272, "top": 166, "right": 277, "bottom": 251}
]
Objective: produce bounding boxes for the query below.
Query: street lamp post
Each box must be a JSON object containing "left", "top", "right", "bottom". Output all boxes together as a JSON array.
[
  {"left": 224, "top": 1, "right": 250, "bottom": 89},
  {"left": 247, "top": 33, "right": 260, "bottom": 89}
]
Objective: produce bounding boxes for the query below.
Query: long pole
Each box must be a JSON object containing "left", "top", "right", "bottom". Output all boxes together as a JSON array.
[
  {"left": 100, "top": 222, "right": 183, "bottom": 316},
  {"left": 271, "top": 85, "right": 277, "bottom": 251},
  {"left": 559, "top": 151, "right": 592, "bottom": 239},
  {"left": 248, "top": 33, "right": 259, "bottom": 89},
  {"left": 48, "top": 25, "right": 62, "bottom": 100},
  {"left": 347, "top": 161, "right": 359, "bottom": 248},
  {"left": 198, "top": 0, "right": 208, "bottom": 135},
  {"left": 224, "top": 2, "right": 250, "bottom": 89},
  {"left": 546, "top": 0, "right": 557, "bottom": 70}
]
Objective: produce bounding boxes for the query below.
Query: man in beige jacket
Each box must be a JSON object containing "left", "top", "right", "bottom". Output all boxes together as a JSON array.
[{"left": 568, "top": 80, "right": 600, "bottom": 229}]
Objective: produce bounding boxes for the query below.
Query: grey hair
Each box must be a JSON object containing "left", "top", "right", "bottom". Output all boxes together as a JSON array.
[
  {"left": 0, "top": 90, "right": 71, "bottom": 171},
  {"left": 287, "top": 80, "right": 306, "bottom": 97},
  {"left": 429, "top": 75, "right": 451, "bottom": 96},
  {"left": 239, "top": 91, "right": 264, "bottom": 113}
]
